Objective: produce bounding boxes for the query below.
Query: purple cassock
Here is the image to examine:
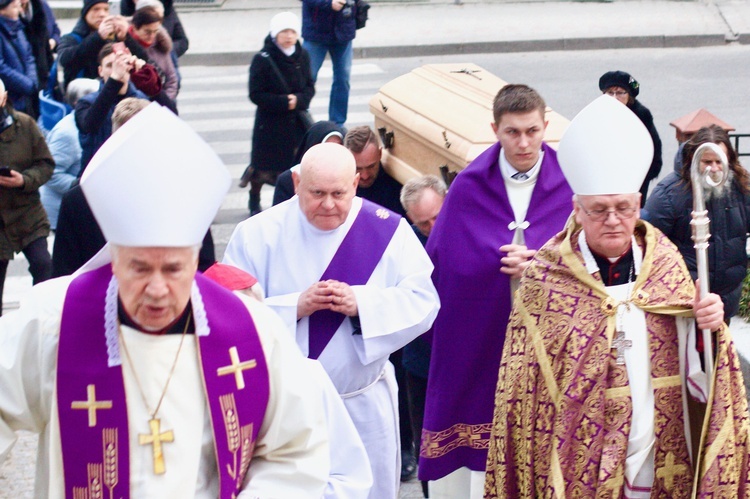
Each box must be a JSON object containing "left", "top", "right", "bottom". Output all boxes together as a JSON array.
[{"left": 419, "top": 142, "right": 573, "bottom": 481}]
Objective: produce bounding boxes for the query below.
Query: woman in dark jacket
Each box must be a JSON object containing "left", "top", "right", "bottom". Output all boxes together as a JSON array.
[
  {"left": 0, "top": 0, "right": 38, "bottom": 117},
  {"left": 643, "top": 125, "right": 750, "bottom": 321},
  {"left": 120, "top": 0, "right": 188, "bottom": 58},
  {"left": 20, "top": 0, "right": 53, "bottom": 94},
  {"left": 599, "top": 70, "right": 663, "bottom": 207},
  {"left": 245, "top": 11, "right": 314, "bottom": 215}
]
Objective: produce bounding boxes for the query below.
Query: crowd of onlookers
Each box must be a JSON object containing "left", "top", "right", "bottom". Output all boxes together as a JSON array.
[{"left": 0, "top": 0, "right": 191, "bottom": 316}]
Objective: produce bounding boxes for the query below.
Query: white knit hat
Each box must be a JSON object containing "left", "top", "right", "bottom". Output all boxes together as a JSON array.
[
  {"left": 81, "top": 103, "right": 230, "bottom": 247},
  {"left": 270, "top": 11, "right": 300, "bottom": 39},
  {"left": 557, "top": 95, "right": 653, "bottom": 195}
]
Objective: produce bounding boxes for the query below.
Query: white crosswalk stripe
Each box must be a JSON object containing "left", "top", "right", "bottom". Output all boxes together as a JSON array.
[{"left": 2, "top": 61, "right": 387, "bottom": 312}]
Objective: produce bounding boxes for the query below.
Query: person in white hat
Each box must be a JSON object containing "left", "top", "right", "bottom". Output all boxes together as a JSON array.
[
  {"left": 0, "top": 103, "right": 331, "bottom": 498},
  {"left": 484, "top": 95, "right": 750, "bottom": 498},
  {"left": 242, "top": 10, "right": 314, "bottom": 216}
]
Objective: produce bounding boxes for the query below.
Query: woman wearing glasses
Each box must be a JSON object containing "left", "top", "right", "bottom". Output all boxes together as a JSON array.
[
  {"left": 599, "top": 70, "right": 662, "bottom": 206},
  {"left": 643, "top": 125, "right": 750, "bottom": 322}
]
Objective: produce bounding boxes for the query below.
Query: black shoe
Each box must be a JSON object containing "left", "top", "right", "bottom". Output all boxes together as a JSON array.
[
  {"left": 400, "top": 450, "right": 417, "bottom": 481},
  {"left": 239, "top": 165, "right": 253, "bottom": 188}
]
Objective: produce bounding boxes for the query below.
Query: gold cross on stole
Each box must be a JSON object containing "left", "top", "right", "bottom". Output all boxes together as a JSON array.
[
  {"left": 139, "top": 418, "right": 174, "bottom": 474},
  {"left": 217, "top": 346, "right": 257, "bottom": 390},
  {"left": 71, "top": 384, "right": 113, "bottom": 427},
  {"left": 612, "top": 331, "right": 632, "bottom": 365}
]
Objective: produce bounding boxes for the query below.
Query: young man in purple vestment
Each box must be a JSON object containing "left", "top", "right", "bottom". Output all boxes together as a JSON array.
[
  {"left": 419, "top": 84, "right": 574, "bottom": 497},
  {"left": 223, "top": 142, "right": 440, "bottom": 499},
  {"left": 0, "top": 103, "right": 331, "bottom": 498},
  {"left": 485, "top": 95, "right": 749, "bottom": 498}
]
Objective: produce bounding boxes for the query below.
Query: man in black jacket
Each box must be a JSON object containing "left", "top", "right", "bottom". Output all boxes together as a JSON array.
[{"left": 57, "top": 0, "right": 147, "bottom": 90}]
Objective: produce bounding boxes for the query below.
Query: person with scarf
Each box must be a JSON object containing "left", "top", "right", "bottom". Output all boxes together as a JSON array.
[
  {"left": 245, "top": 11, "right": 314, "bottom": 216},
  {"left": 128, "top": 4, "right": 178, "bottom": 101}
]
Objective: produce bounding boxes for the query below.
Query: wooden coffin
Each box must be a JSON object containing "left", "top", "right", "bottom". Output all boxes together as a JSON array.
[{"left": 369, "top": 63, "right": 570, "bottom": 185}]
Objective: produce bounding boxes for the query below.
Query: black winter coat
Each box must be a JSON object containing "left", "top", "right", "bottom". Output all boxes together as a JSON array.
[
  {"left": 21, "top": 0, "right": 53, "bottom": 89},
  {"left": 248, "top": 36, "right": 314, "bottom": 173},
  {"left": 629, "top": 99, "right": 662, "bottom": 204},
  {"left": 643, "top": 171, "right": 750, "bottom": 319}
]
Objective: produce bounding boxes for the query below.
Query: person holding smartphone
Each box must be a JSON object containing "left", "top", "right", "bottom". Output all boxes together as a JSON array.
[{"left": 0, "top": 76, "right": 53, "bottom": 315}]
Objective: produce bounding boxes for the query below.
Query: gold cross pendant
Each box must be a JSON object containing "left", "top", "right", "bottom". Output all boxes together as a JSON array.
[{"left": 138, "top": 418, "right": 174, "bottom": 474}]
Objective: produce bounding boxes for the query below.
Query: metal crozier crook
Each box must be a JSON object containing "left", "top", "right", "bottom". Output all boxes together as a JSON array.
[{"left": 689, "top": 142, "right": 729, "bottom": 383}]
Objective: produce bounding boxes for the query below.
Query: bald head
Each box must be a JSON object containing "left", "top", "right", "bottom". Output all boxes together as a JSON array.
[
  {"left": 295, "top": 143, "right": 360, "bottom": 231},
  {"left": 299, "top": 142, "right": 357, "bottom": 181}
]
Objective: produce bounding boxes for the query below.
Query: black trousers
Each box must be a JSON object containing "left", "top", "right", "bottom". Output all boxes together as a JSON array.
[{"left": 0, "top": 237, "right": 52, "bottom": 316}]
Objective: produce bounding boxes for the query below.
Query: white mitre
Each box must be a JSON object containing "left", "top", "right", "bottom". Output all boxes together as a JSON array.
[
  {"left": 557, "top": 95, "right": 653, "bottom": 195},
  {"left": 80, "top": 103, "right": 230, "bottom": 247}
]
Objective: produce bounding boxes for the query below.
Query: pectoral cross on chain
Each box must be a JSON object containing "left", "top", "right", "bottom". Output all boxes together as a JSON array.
[
  {"left": 612, "top": 330, "right": 632, "bottom": 365},
  {"left": 139, "top": 418, "right": 174, "bottom": 475}
]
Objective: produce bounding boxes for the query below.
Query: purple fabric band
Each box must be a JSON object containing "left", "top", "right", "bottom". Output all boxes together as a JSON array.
[
  {"left": 58, "top": 265, "right": 131, "bottom": 499},
  {"left": 57, "top": 267, "right": 270, "bottom": 498},
  {"left": 194, "top": 273, "right": 270, "bottom": 496},
  {"left": 307, "top": 199, "right": 401, "bottom": 359}
]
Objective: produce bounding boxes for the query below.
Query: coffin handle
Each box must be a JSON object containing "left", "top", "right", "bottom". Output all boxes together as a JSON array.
[
  {"left": 442, "top": 130, "right": 451, "bottom": 149},
  {"left": 378, "top": 127, "right": 394, "bottom": 150},
  {"left": 439, "top": 165, "right": 458, "bottom": 187}
]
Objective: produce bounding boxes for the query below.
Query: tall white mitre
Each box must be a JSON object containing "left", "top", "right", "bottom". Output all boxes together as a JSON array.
[
  {"left": 80, "top": 103, "right": 230, "bottom": 246},
  {"left": 557, "top": 95, "right": 653, "bottom": 195}
]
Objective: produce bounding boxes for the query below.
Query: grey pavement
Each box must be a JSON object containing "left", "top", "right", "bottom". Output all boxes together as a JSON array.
[{"left": 48, "top": 0, "right": 750, "bottom": 66}]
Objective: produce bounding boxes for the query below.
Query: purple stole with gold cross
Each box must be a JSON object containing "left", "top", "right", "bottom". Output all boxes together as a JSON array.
[
  {"left": 307, "top": 199, "right": 401, "bottom": 359},
  {"left": 56, "top": 264, "right": 270, "bottom": 498}
]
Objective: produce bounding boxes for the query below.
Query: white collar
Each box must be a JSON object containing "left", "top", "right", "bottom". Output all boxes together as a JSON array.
[
  {"left": 499, "top": 148, "right": 544, "bottom": 183},
  {"left": 578, "top": 231, "right": 642, "bottom": 278}
]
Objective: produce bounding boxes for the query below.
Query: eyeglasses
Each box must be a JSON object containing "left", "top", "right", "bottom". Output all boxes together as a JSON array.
[
  {"left": 580, "top": 205, "right": 637, "bottom": 222},
  {"left": 140, "top": 28, "right": 160, "bottom": 36},
  {"left": 605, "top": 90, "right": 629, "bottom": 98}
]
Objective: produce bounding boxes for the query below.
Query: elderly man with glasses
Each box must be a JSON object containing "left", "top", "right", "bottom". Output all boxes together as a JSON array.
[{"left": 485, "top": 95, "right": 750, "bottom": 498}]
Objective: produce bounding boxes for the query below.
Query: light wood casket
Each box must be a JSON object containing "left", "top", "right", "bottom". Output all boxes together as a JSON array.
[{"left": 369, "top": 63, "right": 569, "bottom": 185}]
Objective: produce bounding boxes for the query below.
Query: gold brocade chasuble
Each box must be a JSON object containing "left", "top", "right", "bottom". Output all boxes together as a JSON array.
[{"left": 484, "top": 219, "right": 750, "bottom": 498}]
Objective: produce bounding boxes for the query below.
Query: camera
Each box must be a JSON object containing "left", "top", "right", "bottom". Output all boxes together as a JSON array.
[{"left": 342, "top": 0, "right": 354, "bottom": 18}]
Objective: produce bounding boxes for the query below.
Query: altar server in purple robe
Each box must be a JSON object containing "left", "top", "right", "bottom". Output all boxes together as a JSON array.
[
  {"left": 0, "top": 103, "right": 330, "bottom": 498},
  {"left": 223, "top": 142, "right": 440, "bottom": 499},
  {"left": 419, "top": 84, "right": 574, "bottom": 498}
]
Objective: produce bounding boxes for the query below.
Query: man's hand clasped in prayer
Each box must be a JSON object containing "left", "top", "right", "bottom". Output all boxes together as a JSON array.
[
  {"left": 499, "top": 244, "right": 536, "bottom": 278},
  {"left": 297, "top": 279, "right": 358, "bottom": 319}
]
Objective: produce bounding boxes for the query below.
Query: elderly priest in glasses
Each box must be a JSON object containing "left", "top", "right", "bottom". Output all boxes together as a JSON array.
[
  {"left": 0, "top": 104, "right": 330, "bottom": 498},
  {"left": 484, "top": 95, "right": 750, "bottom": 498}
]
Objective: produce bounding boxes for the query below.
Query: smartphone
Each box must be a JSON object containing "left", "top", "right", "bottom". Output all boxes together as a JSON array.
[{"left": 0, "top": 167, "right": 12, "bottom": 177}]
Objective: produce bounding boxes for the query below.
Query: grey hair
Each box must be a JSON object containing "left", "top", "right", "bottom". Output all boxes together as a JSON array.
[
  {"left": 65, "top": 78, "right": 100, "bottom": 107},
  {"left": 400, "top": 175, "right": 447, "bottom": 212}
]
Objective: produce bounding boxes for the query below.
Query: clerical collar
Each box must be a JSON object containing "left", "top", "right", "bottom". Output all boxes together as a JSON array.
[
  {"left": 499, "top": 148, "right": 544, "bottom": 183},
  {"left": 578, "top": 231, "right": 642, "bottom": 286},
  {"left": 118, "top": 300, "right": 195, "bottom": 335}
]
